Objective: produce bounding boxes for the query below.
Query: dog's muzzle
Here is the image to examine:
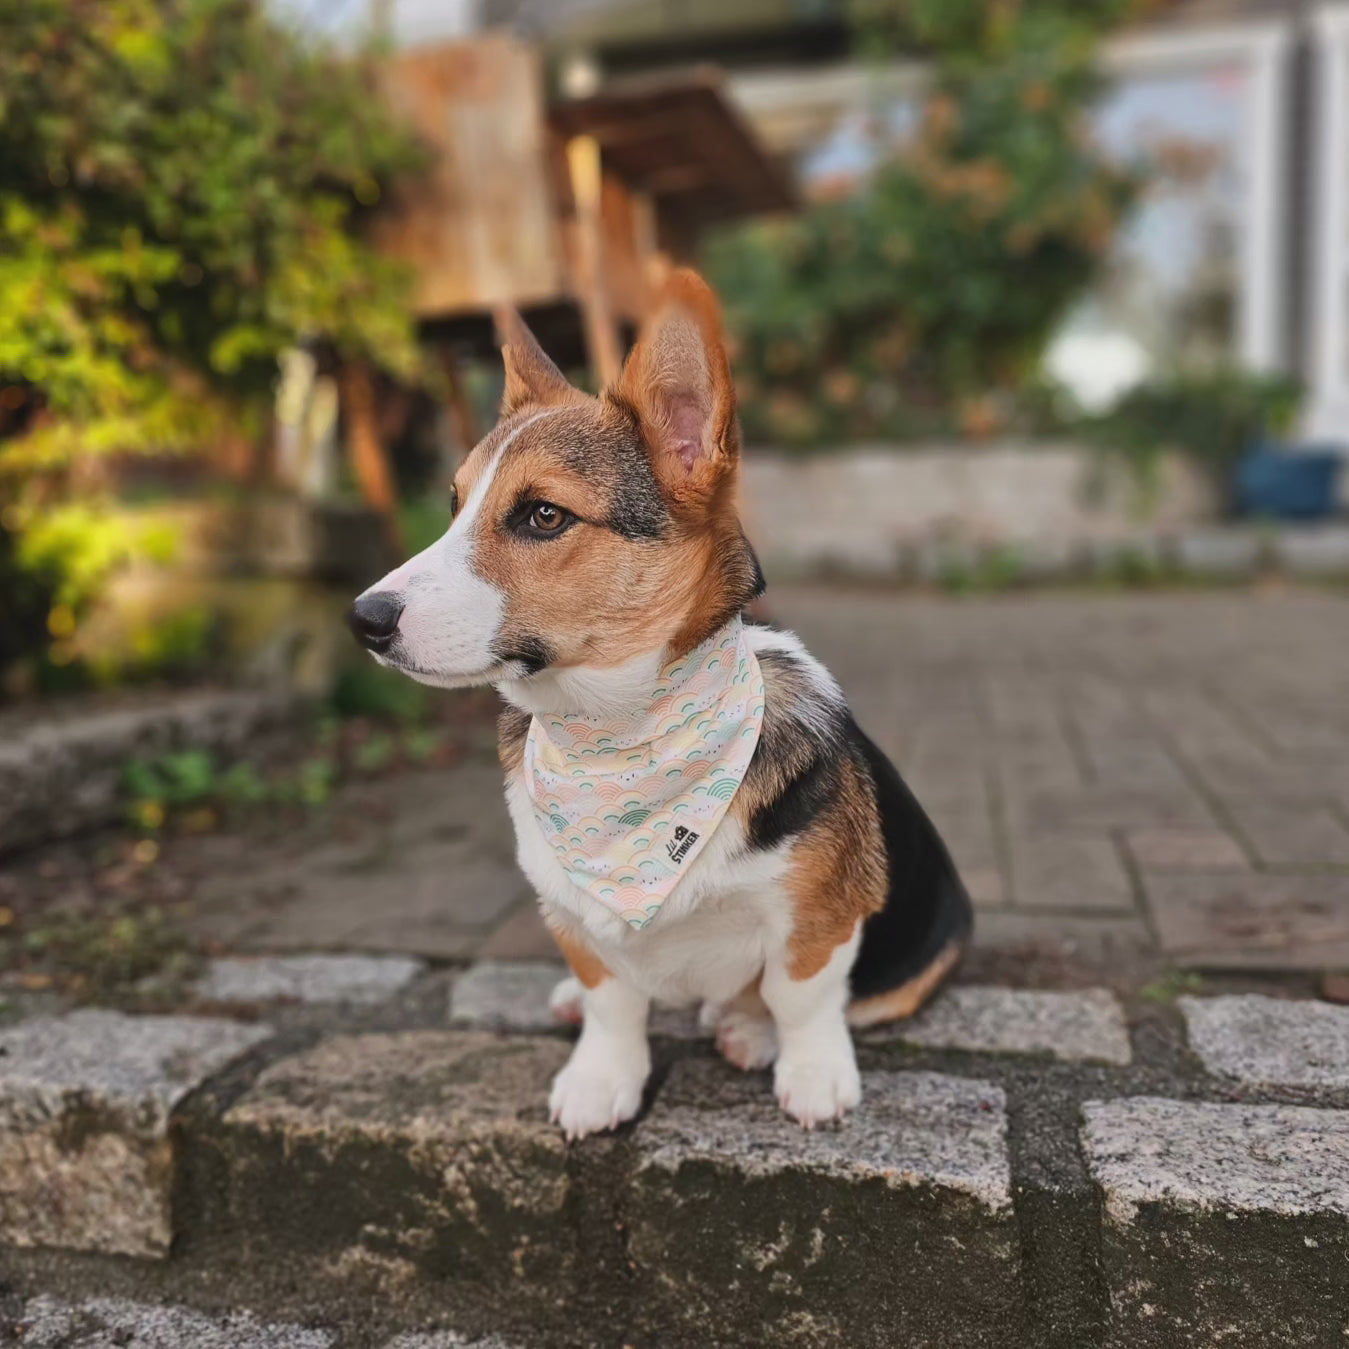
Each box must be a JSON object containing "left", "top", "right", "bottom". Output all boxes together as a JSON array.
[{"left": 347, "top": 590, "right": 404, "bottom": 653}]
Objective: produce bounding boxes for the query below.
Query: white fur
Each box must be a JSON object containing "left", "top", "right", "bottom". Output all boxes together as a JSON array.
[
  {"left": 500, "top": 642, "right": 860, "bottom": 1137},
  {"left": 762, "top": 923, "right": 861, "bottom": 1126},
  {"left": 745, "top": 625, "right": 846, "bottom": 744},
  {"left": 358, "top": 410, "right": 562, "bottom": 688},
  {"left": 497, "top": 645, "right": 668, "bottom": 722},
  {"left": 715, "top": 1002, "right": 778, "bottom": 1071},
  {"left": 549, "top": 976, "right": 649, "bottom": 1140}
]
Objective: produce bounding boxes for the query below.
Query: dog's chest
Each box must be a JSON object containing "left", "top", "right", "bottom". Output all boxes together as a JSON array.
[{"left": 504, "top": 771, "right": 791, "bottom": 1003}]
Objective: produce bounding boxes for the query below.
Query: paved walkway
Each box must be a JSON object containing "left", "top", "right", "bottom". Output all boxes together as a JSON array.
[{"left": 183, "top": 588, "right": 1349, "bottom": 977}]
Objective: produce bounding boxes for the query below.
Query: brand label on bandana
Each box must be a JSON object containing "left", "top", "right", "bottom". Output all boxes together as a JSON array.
[{"left": 524, "top": 619, "right": 765, "bottom": 930}]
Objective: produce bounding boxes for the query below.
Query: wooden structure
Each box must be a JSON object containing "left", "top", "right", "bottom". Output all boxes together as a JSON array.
[
  {"left": 329, "top": 33, "right": 792, "bottom": 547},
  {"left": 375, "top": 35, "right": 794, "bottom": 383}
]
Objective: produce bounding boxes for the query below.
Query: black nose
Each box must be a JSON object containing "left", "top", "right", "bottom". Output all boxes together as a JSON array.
[{"left": 347, "top": 591, "right": 404, "bottom": 651}]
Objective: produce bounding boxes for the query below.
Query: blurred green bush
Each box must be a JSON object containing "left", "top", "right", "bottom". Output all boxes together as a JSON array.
[
  {"left": 1081, "top": 368, "right": 1303, "bottom": 506},
  {"left": 705, "top": 0, "right": 1143, "bottom": 447},
  {"left": 0, "top": 0, "right": 425, "bottom": 692}
]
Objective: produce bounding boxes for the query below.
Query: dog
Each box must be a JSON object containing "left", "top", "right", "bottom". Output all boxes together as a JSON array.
[{"left": 348, "top": 270, "right": 972, "bottom": 1139}]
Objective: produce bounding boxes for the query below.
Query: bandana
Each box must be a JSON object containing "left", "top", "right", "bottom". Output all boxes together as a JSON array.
[{"left": 524, "top": 618, "right": 766, "bottom": 930}]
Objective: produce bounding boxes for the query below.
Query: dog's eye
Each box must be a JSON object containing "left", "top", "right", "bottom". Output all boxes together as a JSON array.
[
  {"left": 524, "top": 501, "right": 571, "bottom": 536},
  {"left": 448, "top": 485, "right": 460, "bottom": 519}
]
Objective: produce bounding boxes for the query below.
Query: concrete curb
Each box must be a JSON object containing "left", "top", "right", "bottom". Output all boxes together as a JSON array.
[{"left": 3, "top": 979, "right": 1349, "bottom": 1345}]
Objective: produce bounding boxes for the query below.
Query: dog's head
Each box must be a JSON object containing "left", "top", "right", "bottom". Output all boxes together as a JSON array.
[{"left": 347, "top": 270, "right": 762, "bottom": 696}]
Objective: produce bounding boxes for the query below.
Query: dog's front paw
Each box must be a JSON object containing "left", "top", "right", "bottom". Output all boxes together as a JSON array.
[
  {"left": 549, "top": 1051, "right": 646, "bottom": 1141},
  {"left": 716, "top": 1007, "right": 778, "bottom": 1071},
  {"left": 774, "top": 1051, "right": 861, "bottom": 1129}
]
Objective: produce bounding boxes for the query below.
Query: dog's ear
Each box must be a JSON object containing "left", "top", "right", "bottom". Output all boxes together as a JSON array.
[
  {"left": 609, "top": 269, "right": 739, "bottom": 502},
  {"left": 497, "top": 308, "right": 580, "bottom": 414}
]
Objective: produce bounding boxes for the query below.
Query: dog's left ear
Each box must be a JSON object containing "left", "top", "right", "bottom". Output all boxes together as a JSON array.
[
  {"left": 497, "top": 307, "right": 583, "bottom": 414},
  {"left": 610, "top": 269, "right": 738, "bottom": 502}
]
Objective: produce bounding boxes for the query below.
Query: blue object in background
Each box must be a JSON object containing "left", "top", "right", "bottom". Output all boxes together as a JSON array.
[{"left": 1236, "top": 443, "right": 1344, "bottom": 519}]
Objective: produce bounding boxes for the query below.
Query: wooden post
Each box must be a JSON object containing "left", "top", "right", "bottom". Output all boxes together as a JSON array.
[
  {"left": 566, "top": 133, "right": 623, "bottom": 386},
  {"left": 438, "top": 346, "right": 481, "bottom": 466},
  {"left": 340, "top": 359, "right": 404, "bottom": 556},
  {"left": 631, "top": 189, "right": 671, "bottom": 313}
]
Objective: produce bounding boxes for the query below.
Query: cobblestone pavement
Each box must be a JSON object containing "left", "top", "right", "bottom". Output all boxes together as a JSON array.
[{"left": 182, "top": 587, "right": 1349, "bottom": 977}]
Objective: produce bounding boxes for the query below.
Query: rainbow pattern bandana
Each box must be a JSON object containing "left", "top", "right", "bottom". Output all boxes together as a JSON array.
[{"left": 524, "top": 619, "right": 766, "bottom": 930}]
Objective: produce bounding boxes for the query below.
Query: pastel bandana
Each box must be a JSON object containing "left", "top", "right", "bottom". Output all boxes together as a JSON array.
[{"left": 524, "top": 618, "right": 766, "bottom": 930}]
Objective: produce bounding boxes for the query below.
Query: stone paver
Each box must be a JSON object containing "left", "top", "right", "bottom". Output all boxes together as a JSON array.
[
  {"left": 384, "top": 1336, "right": 521, "bottom": 1349},
  {"left": 11, "top": 1299, "right": 524, "bottom": 1349},
  {"left": 1181, "top": 994, "right": 1349, "bottom": 1089},
  {"left": 186, "top": 762, "right": 527, "bottom": 960},
  {"left": 1082, "top": 1096, "right": 1349, "bottom": 1346},
  {"left": 155, "top": 591, "right": 1349, "bottom": 980},
  {"left": 639, "top": 1062, "right": 1010, "bottom": 1207},
  {"left": 1008, "top": 835, "right": 1135, "bottom": 911},
  {"left": 197, "top": 953, "right": 424, "bottom": 1006},
  {"left": 1126, "top": 827, "right": 1249, "bottom": 871},
  {"left": 13, "top": 1296, "right": 334, "bottom": 1349},
  {"left": 1082, "top": 1096, "right": 1349, "bottom": 1223},
  {"left": 0, "top": 1011, "right": 271, "bottom": 1257},
  {"left": 870, "top": 985, "right": 1131, "bottom": 1064},
  {"left": 207, "top": 1032, "right": 573, "bottom": 1289},
  {"left": 449, "top": 960, "right": 704, "bottom": 1038},
  {"left": 629, "top": 1060, "right": 1019, "bottom": 1347},
  {"left": 449, "top": 960, "right": 564, "bottom": 1032},
  {"left": 0, "top": 687, "right": 299, "bottom": 855},
  {"left": 1146, "top": 872, "right": 1349, "bottom": 969}
]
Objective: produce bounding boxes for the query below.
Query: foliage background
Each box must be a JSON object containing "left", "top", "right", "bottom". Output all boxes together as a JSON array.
[
  {"left": 0, "top": 0, "right": 424, "bottom": 688},
  {"left": 705, "top": 0, "right": 1144, "bottom": 446}
]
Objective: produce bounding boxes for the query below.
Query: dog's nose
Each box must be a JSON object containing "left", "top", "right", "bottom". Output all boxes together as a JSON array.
[{"left": 347, "top": 591, "right": 404, "bottom": 650}]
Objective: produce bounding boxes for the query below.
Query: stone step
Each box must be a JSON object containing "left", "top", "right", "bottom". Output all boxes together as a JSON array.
[
  {"left": 3, "top": 968, "right": 1349, "bottom": 1347},
  {"left": 5, "top": 1296, "right": 518, "bottom": 1348}
]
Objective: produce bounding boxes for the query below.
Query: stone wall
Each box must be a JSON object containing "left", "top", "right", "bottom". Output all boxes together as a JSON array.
[
  {"left": 741, "top": 442, "right": 1217, "bottom": 578},
  {"left": 0, "top": 687, "right": 303, "bottom": 856}
]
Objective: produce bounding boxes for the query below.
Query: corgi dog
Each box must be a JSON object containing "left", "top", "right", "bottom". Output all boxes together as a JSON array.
[{"left": 348, "top": 270, "right": 972, "bottom": 1139}]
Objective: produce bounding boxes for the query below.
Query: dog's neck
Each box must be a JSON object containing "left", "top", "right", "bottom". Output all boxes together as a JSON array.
[
  {"left": 495, "top": 645, "right": 672, "bottom": 722},
  {"left": 495, "top": 616, "right": 748, "bottom": 723}
]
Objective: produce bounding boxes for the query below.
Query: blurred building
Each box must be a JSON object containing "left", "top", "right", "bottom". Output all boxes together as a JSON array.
[{"left": 286, "top": 0, "right": 1349, "bottom": 440}]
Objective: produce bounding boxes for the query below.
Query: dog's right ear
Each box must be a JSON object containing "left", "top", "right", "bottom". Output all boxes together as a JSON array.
[{"left": 496, "top": 308, "right": 580, "bottom": 414}]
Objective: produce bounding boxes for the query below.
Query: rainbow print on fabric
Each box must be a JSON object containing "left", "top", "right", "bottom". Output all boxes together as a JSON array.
[{"left": 524, "top": 618, "right": 766, "bottom": 929}]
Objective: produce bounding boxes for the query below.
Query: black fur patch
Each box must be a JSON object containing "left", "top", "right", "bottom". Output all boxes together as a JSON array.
[
  {"left": 746, "top": 538, "right": 766, "bottom": 599},
  {"left": 743, "top": 642, "right": 848, "bottom": 850},
  {"left": 742, "top": 637, "right": 973, "bottom": 999},
  {"left": 748, "top": 747, "right": 839, "bottom": 850},
  {"left": 493, "top": 634, "right": 555, "bottom": 676},
  {"left": 559, "top": 403, "right": 668, "bottom": 540},
  {"left": 848, "top": 718, "right": 973, "bottom": 999}
]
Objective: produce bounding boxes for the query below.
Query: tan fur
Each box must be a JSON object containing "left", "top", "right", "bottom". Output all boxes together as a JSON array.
[
  {"left": 781, "top": 758, "right": 888, "bottom": 981},
  {"left": 497, "top": 704, "right": 529, "bottom": 774},
  {"left": 450, "top": 279, "right": 754, "bottom": 677},
  {"left": 487, "top": 273, "right": 905, "bottom": 999},
  {"left": 551, "top": 927, "right": 612, "bottom": 990},
  {"left": 846, "top": 941, "right": 964, "bottom": 1027},
  {"left": 497, "top": 308, "right": 587, "bottom": 416},
  {"left": 614, "top": 270, "right": 739, "bottom": 508}
]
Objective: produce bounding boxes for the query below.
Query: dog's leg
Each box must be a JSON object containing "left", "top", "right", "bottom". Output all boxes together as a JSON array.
[
  {"left": 547, "top": 932, "right": 649, "bottom": 1140},
  {"left": 550, "top": 977, "right": 649, "bottom": 1139},
  {"left": 715, "top": 983, "right": 778, "bottom": 1071},
  {"left": 761, "top": 926, "right": 861, "bottom": 1128},
  {"left": 549, "top": 974, "right": 585, "bottom": 1025}
]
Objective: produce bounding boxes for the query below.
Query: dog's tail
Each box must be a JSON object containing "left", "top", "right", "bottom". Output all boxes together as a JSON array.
[{"left": 844, "top": 722, "right": 974, "bottom": 1028}]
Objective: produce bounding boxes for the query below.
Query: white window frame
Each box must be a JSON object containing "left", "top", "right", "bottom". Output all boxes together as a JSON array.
[
  {"left": 734, "top": 25, "right": 1293, "bottom": 379},
  {"left": 1102, "top": 20, "right": 1293, "bottom": 375},
  {"left": 1308, "top": 5, "right": 1349, "bottom": 439}
]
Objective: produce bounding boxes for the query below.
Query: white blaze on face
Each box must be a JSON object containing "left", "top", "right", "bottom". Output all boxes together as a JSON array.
[{"left": 354, "top": 410, "right": 556, "bottom": 688}]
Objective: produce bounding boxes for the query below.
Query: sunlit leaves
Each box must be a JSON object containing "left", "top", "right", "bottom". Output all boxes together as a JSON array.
[{"left": 709, "top": 0, "right": 1144, "bottom": 446}]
